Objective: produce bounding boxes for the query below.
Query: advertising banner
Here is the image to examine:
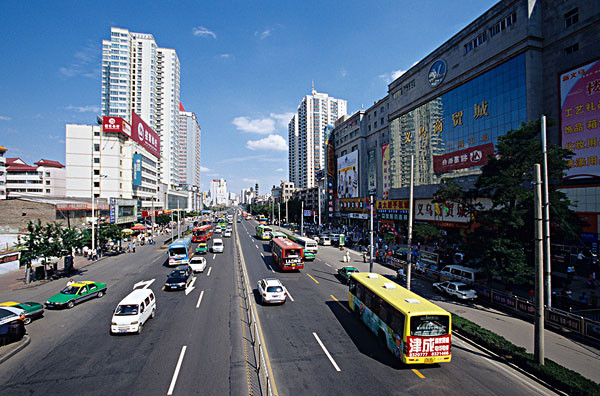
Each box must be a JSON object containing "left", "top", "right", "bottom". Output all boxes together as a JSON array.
[
  {"left": 109, "top": 198, "right": 116, "bottom": 224},
  {"left": 102, "top": 116, "right": 131, "bottom": 137},
  {"left": 560, "top": 58, "right": 600, "bottom": 178},
  {"left": 327, "top": 143, "right": 336, "bottom": 178},
  {"left": 337, "top": 151, "right": 359, "bottom": 198},
  {"left": 131, "top": 111, "right": 161, "bottom": 159},
  {"left": 367, "top": 149, "right": 376, "bottom": 195},
  {"left": 339, "top": 197, "right": 370, "bottom": 213},
  {"left": 303, "top": 210, "right": 313, "bottom": 217},
  {"left": 433, "top": 143, "right": 494, "bottom": 173},
  {"left": 382, "top": 143, "right": 390, "bottom": 199},
  {"left": 405, "top": 335, "right": 451, "bottom": 358},
  {"left": 132, "top": 154, "right": 142, "bottom": 186},
  {"left": 414, "top": 198, "right": 492, "bottom": 223}
]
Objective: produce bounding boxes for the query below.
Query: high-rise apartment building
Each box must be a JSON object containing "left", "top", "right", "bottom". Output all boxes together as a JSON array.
[
  {"left": 288, "top": 88, "right": 347, "bottom": 189},
  {"left": 101, "top": 27, "right": 181, "bottom": 190},
  {"left": 209, "top": 178, "right": 227, "bottom": 206},
  {"left": 179, "top": 103, "right": 202, "bottom": 211}
]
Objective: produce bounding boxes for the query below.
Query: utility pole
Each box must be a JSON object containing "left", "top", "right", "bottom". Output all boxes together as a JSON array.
[
  {"left": 278, "top": 202, "right": 281, "bottom": 231},
  {"left": 318, "top": 185, "right": 322, "bottom": 228},
  {"left": 151, "top": 199, "right": 155, "bottom": 235},
  {"left": 301, "top": 201, "right": 304, "bottom": 236},
  {"left": 271, "top": 197, "right": 274, "bottom": 225},
  {"left": 171, "top": 209, "right": 174, "bottom": 241},
  {"left": 177, "top": 200, "right": 180, "bottom": 239},
  {"left": 541, "top": 115, "right": 552, "bottom": 307},
  {"left": 534, "top": 163, "right": 545, "bottom": 365},
  {"left": 91, "top": 196, "right": 95, "bottom": 253},
  {"left": 369, "top": 195, "right": 374, "bottom": 272},
  {"left": 406, "top": 155, "right": 414, "bottom": 291},
  {"left": 285, "top": 200, "right": 288, "bottom": 224}
]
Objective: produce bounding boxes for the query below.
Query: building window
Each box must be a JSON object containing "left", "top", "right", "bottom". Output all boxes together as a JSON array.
[
  {"left": 94, "top": 182, "right": 100, "bottom": 187},
  {"left": 94, "top": 144, "right": 100, "bottom": 151},
  {"left": 94, "top": 157, "right": 100, "bottom": 164},
  {"left": 352, "top": 145, "right": 358, "bottom": 152},
  {"left": 46, "top": 181, "right": 50, "bottom": 185},
  {"left": 565, "top": 8, "right": 578, "bottom": 28},
  {"left": 381, "top": 117, "right": 384, "bottom": 125},
  {"left": 46, "top": 189, "right": 51, "bottom": 193},
  {"left": 45, "top": 172, "right": 50, "bottom": 176},
  {"left": 374, "top": 121, "right": 378, "bottom": 128},
  {"left": 564, "top": 43, "right": 579, "bottom": 55},
  {"left": 94, "top": 169, "right": 100, "bottom": 175},
  {"left": 94, "top": 131, "right": 100, "bottom": 137}
]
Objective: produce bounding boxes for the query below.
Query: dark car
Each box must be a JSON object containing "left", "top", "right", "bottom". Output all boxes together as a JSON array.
[
  {"left": 337, "top": 266, "right": 359, "bottom": 284},
  {"left": 164, "top": 266, "right": 193, "bottom": 291}
]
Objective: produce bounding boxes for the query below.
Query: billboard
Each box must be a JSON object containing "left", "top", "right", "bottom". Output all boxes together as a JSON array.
[
  {"left": 433, "top": 143, "right": 494, "bottom": 173},
  {"left": 102, "top": 116, "right": 131, "bottom": 137},
  {"left": 560, "top": 59, "right": 600, "bottom": 178},
  {"left": 326, "top": 143, "right": 336, "bottom": 178},
  {"left": 367, "top": 149, "right": 376, "bottom": 195},
  {"left": 132, "top": 154, "right": 142, "bottom": 186},
  {"left": 131, "top": 111, "right": 160, "bottom": 159},
  {"left": 337, "top": 151, "right": 359, "bottom": 198},
  {"left": 382, "top": 143, "right": 390, "bottom": 199}
]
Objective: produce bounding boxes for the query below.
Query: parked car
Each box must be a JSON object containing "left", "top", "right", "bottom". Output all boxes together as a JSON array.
[
  {"left": 189, "top": 256, "right": 207, "bottom": 273},
  {"left": 0, "top": 301, "right": 44, "bottom": 325},
  {"left": 212, "top": 238, "right": 224, "bottom": 253},
  {"left": 257, "top": 278, "right": 287, "bottom": 304},
  {"left": 45, "top": 281, "right": 107, "bottom": 309},
  {"left": 337, "top": 266, "right": 359, "bottom": 284},
  {"left": 0, "top": 306, "right": 26, "bottom": 345},
  {"left": 432, "top": 281, "right": 478, "bottom": 300},
  {"left": 196, "top": 243, "right": 208, "bottom": 254},
  {"left": 164, "top": 266, "right": 193, "bottom": 291},
  {"left": 110, "top": 288, "right": 156, "bottom": 335}
]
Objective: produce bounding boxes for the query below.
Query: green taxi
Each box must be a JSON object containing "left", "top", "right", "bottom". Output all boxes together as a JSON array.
[
  {"left": 196, "top": 243, "right": 208, "bottom": 254},
  {"left": 45, "top": 281, "right": 107, "bottom": 309},
  {"left": 337, "top": 266, "right": 359, "bottom": 284},
  {"left": 0, "top": 301, "right": 44, "bottom": 325}
]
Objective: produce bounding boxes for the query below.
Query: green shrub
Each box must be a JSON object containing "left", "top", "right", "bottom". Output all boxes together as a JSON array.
[{"left": 452, "top": 314, "right": 600, "bottom": 396}]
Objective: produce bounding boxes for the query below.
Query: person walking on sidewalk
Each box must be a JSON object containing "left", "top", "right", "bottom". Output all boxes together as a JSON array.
[{"left": 132, "top": 241, "right": 136, "bottom": 253}]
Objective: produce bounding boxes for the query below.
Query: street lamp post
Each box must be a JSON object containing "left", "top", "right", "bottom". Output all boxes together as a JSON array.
[{"left": 369, "top": 195, "right": 374, "bottom": 272}]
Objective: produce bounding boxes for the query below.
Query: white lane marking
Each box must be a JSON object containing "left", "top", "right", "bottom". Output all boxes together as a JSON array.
[
  {"left": 313, "top": 332, "right": 340, "bottom": 372},
  {"left": 267, "top": 265, "right": 274, "bottom": 273},
  {"left": 212, "top": 254, "right": 216, "bottom": 260},
  {"left": 207, "top": 267, "right": 212, "bottom": 277},
  {"left": 325, "top": 263, "right": 331, "bottom": 267},
  {"left": 284, "top": 287, "right": 294, "bottom": 302},
  {"left": 185, "top": 277, "right": 196, "bottom": 295},
  {"left": 133, "top": 279, "right": 155, "bottom": 290},
  {"left": 196, "top": 290, "right": 204, "bottom": 308},
  {"left": 167, "top": 345, "right": 187, "bottom": 395},
  {"left": 260, "top": 253, "right": 264, "bottom": 258},
  {"left": 255, "top": 244, "right": 259, "bottom": 249}
]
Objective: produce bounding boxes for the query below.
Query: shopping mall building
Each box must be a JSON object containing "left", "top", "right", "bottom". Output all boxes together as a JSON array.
[{"left": 331, "top": 0, "right": 600, "bottom": 247}]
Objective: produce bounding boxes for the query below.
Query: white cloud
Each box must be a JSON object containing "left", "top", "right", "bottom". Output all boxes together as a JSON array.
[
  {"left": 65, "top": 105, "right": 100, "bottom": 113},
  {"left": 257, "top": 29, "right": 272, "bottom": 40},
  {"left": 275, "top": 168, "right": 284, "bottom": 172},
  {"left": 232, "top": 116, "right": 275, "bottom": 134},
  {"left": 219, "top": 53, "right": 232, "bottom": 59},
  {"left": 206, "top": 173, "right": 219, "bottom": 177},
  {"left": 60, "top": 42, "right": 99, "bottom": 79},
  {"left": 379, "top": 69, "right": 407, "bottom": 84},
  {"left": 243, "top": 178, "right": 258, "bottom": 183},
  {"left": 340, "top": 68, "right": 348, "bottom": 78},
  {"left": 192, "top": 26, "right": 217, "bottom": 39},
  {"left": 0, "top": 115, "right": 11, "bottom": 121},
  {"left": 199, "top": 166, "right": 211, "bottom": 172},
  {"left": 269, "top": 112, "right": 295, "bottom": 128},
  {"left": 246, "top": 135, "right": 288, "bottom": 151}
]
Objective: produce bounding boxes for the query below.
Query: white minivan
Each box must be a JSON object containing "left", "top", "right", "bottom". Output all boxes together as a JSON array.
[{"left": 110, "top": 288, "right": 156, "bottom": 335}]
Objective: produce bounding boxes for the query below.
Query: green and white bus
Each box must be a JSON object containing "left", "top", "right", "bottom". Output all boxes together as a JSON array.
[
  {"left": 255, "top": 225, "right": 273, "bottom": 240},
  {"left": 294, "top": 236, "right": 318, "bottom": 261}
]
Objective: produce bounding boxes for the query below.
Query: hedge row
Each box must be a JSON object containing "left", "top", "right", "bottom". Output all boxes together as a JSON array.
[{"left": 452, "top": 314, "right": 600, "bottom": 396}]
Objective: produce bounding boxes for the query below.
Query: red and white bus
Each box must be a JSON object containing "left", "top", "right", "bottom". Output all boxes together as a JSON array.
[
  {"left": 271, "top": 238, "right": 304, "bottom": 271},
  {"left": 192, "top": 225, "right": 213, "bottom": 243},
  {"left": 201, "top": 218, "right": 211, "bottom": 227}
]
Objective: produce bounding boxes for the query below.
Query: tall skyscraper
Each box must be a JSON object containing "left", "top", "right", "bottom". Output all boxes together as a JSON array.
[
  {"left": 101, "top": 27, "right": 181, "bottom": 190},
  {"left": 209, "top": 179, "right": 228, "bottom": 206},
  {"left": 288, "top": 88, "right": 347, "bottom": 189},
  {"left": 179, "top": 103, "right": 202, "bottom": 210}
]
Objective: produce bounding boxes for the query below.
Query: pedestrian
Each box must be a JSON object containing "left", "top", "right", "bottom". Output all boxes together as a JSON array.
[
  {"left": 127, "top": 243, "right": 131, "bottom": 253},
  {"left": 528, "top": 288, "right": 535, "bottom": 302},
  {"left": 132, "top": 241, "right": 136, "bottom": 253}
]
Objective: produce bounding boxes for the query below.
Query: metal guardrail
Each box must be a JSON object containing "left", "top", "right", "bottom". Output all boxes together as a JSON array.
[{"left": 234, "top": 222, "right": 275, "bottom": 396}]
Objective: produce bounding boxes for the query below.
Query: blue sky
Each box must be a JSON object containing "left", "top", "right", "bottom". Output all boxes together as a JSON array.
[{"left": 0, "top": 0, "right": 496, "bottom": 195}]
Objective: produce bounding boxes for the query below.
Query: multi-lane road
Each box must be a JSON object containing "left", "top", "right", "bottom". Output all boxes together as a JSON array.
[{"left": 0, "top": 214, "right": 559, "bottom": 395}]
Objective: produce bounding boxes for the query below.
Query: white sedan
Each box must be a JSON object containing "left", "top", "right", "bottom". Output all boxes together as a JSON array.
[
  {"left": 212, "top": 238, "right": 224, "bottom": 253},
  {"left": 189, "top": 256, "right": 207, "bottom": 273},
  {"left": 433, "top": 281, "right": 477, "bottom": 300},
  {"left": 224, "top": 230, "right": 232, "bottom": 238}
]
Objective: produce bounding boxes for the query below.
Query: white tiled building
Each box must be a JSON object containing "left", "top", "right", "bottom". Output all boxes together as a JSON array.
[
  {"left": 289, "top": 89, "right": 347, "bottom": 189},
  {"left": 4, "top": 157, "right": 65, "bottom": 198}
]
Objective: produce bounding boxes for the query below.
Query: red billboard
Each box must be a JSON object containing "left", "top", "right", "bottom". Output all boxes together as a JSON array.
[
  {"left": 131, "top": 111, "right": 160, "bottom": 159},
  {"left": 433, "top": 143, "right": 494, "bottom": 173},
  {"left": 102, "top": 116, "right": 131, "bottom": 137}
]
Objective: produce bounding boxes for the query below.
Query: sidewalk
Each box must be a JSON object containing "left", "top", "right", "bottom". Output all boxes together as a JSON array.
[{"left": 0, "top": 234, "right": 170, "bottom": 293}]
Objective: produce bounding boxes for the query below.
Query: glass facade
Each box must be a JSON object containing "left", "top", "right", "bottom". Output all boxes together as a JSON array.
[{"left": 389, "top": 53, "right": 527, "bottom": 188}]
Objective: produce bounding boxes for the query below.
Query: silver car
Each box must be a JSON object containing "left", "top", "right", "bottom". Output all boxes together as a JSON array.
[
  {"left": 257, "top": 278, "right": 287, "bottom": 304},
  {"left": 433, "top": 281, "right": 477, "bottom": 300}
]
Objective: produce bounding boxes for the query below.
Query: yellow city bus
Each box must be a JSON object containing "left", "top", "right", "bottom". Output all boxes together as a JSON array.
[
  {"left": 255, "top": 225, "right": 273, "bottom": 240},
  {"left": 348, "top": 272, "right": 452, "bottom": 364}
]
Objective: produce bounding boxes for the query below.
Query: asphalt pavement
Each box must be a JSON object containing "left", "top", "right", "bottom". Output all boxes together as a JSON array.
[
  {"left": 237, "top": 220, "right": 560, "bottom": 396},
  {"left": 0, "top": 222, "right": 252, "bottom": 396}
]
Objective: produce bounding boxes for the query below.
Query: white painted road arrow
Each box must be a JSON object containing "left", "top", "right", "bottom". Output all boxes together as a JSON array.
[
  {"left": 133, "top": 279, "right": 155, "bottom": 290},
  {"left": 185, "top": 277, "right": 196, "bottom": 295}
]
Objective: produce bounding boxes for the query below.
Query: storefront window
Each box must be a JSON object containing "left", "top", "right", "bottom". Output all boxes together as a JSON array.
[{"left": 389, "top": 53, "right": 527, "bottom": 188}]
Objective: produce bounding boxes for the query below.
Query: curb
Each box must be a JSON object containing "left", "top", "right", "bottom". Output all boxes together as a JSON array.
[
  {"left": 453, "top": 330, "right": 569, "bottom": 396},
  {"left": 0, "top": 334, "right": 31, "bottom": 365}
]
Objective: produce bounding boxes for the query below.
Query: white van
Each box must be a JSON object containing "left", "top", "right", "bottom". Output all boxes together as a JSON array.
[
  {"left": 110, "top": 288, "right": 156, "bottom": 335},
  {"left": 439, "top": 265, "right": 486, "bottom": 285}
]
